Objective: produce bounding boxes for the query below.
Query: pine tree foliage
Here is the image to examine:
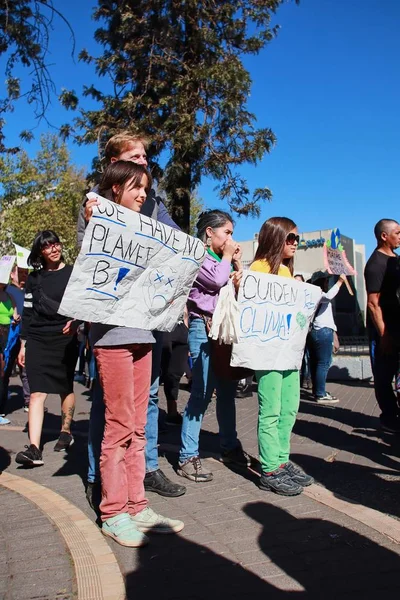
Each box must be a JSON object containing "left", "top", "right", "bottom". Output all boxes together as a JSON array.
[{"left": 63, "top": 0, "right": 297, "bottom": 230}]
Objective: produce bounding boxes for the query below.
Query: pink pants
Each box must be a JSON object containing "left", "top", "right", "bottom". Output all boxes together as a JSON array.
[{"left": 94, "top": 344, "right": 152, "bottom": 521}]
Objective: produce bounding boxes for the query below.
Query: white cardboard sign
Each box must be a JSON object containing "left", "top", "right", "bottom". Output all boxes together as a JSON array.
[
  {"left": 0, "top": 255, "right": 16, "bottom": 284},
  {"left": 231, "top": 271, "right": 322, "bottom": 371},
  {"left": 58, "top": 194, "right": 206, "bottom": 331},
  {"left": 13, "top": 243, "right": 30, "bottom": 269}
]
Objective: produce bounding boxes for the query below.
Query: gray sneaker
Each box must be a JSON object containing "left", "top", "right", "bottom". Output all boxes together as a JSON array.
[
  {"left": 130, "top": 507, "right": 184, "bottom": 534},
  {"left": 260, "top": 468, "right": 303, "bottom": 496},
  {"left": 177, "top": 456, "right": 213, "bottom": 482}
]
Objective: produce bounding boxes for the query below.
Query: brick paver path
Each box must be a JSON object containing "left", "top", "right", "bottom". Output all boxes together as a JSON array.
[{"left": 1, "top": 377, "right": 400, "bottom": 599}]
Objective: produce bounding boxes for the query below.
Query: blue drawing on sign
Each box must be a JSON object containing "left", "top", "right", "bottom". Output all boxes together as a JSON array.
[
  {"left": 114, "top": 267, "right": 130, "bottom": 291},
  {"left": 92, "top": 215, "right": 127, "bottom": 227},
  {"left": 136, "top": 232, "right": 178, "bottom": 254},
  {"left": 144, "top": 266, "right": 178, "bottom": 316},
  {"left": 86, "top": 253, "right": 145, "bottom": 269},
  {"left": 304, "top": 289, "right": 315, "bottom": 310},
  {"left": 86, "top": 287, "right": 119, "bottom": 300},
  {"left": 181, "top": 256, "right": 200, "bottom": 266},
  {"left": 239, "top": 305, "right": 291, "bottom": 342}
]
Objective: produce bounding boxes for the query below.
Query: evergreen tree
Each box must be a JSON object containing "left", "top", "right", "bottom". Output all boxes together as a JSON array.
[{"left": 64, "top": 0, "right": 298, "bottom": 230}]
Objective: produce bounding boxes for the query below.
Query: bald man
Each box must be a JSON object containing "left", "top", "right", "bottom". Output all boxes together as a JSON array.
[{"left": 364, "top": 219, "right": 400, "bottom": 433}]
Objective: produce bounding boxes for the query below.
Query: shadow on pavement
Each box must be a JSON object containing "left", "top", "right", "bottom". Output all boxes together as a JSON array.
[
  {"left": 124, "top": 502, "right": 400, "bottom": 599},
  {"left": 0, "top": 446, "right": 11, "bottom": 474},
  {"left": 292, "top": 452, "right": 400, "bottom": 521},
  {"left": 293, "top": 414, "right": 400, "bottom": 472},
  {"left": 298, "top": 400, "right": 376, "bottom": 429}
]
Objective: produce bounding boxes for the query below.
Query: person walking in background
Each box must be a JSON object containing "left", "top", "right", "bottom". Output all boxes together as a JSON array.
[
  {"left": 84, "top": 161, "right": 184, "bottom": 547},
  {"left": 364, "top": 219, "right": 400, "bottom": 433},
  {"left": 0, "top": 279, "right": 19, "bottom": 425},
  {"left": 307, "top": 271, "right": 346, "bottom": 405},
  {"left": 177, "top": 209, "right": 249, "bottom": 483},
  {"left": 15, "top": 231, "right": 79, "bottom": 466},
  {"left": 3, "top": 265, "right": 31, "bottom": 413},
  {"left": 79, "top": 132, "right": 185, "bottom": 503},
  {"left": 250, "top": 217, "right": 314, "bottom": 496}
]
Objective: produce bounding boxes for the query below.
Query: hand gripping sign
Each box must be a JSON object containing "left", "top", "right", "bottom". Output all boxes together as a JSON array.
[
  {"left": 58, "top": 193, "right": 206, "bottom": 331},
  {"left": 230, "top": 271, "right": 322, "bottom": 371},
  {"left": 324, "top": 228, "right": 356, "bottom": 295}
]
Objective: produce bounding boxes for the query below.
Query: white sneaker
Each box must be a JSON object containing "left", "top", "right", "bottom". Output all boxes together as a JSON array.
[
  {"left": 315, "top": 393, "right": 339, "bottom": 405},
  {"left": 0, "top": 416, "right": 10, "bottom": 425},
  {"left": 130, "top": 507, "right": 184, "bottom": 534}
]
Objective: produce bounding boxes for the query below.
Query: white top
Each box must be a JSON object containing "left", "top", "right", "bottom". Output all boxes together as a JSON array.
[{"left": 312, "top": 282, "right": 341, "bottom": 331}]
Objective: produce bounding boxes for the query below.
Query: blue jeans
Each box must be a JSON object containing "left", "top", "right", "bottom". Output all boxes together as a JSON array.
[
  {"left": 308, "top": 327, "right": 334, "bottom": 397},
  {"left": 145, "top": 331, "right": 163, "bottom": 473},
  {"left": 87, "top": 377, "right": 104, "bottom": 484},
  {"left": 368, "top": 328, "right": 399, "bottom": 420},
  {"left": 179, "top": 318, "right": 238, "bottom": 462}
]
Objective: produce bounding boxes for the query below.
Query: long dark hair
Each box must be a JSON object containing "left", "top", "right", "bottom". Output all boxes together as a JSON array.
[
  {"left": 98, "top": 161, "right": 152, "bottom": 204},
  {"left": 28, "top": 230, "right": 62, "bottom": 270},
  {"left": 196, "top": 209, "right": 235, "bottom": 243},
  {"left": 253, "top": 217, "right": 297, "bottom": 275}
]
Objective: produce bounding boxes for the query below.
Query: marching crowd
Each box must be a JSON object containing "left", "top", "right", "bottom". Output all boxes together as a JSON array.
[{"left": 0, "top": 132, "right": 399, "bottom": 548}]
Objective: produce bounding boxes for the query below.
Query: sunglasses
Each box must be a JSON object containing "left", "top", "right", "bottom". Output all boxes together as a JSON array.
[
  {"left": 42, "top": 242, "right": 62, "bottom": 252},
  {"left": 286, "top": 233, "right": 300, "bottom": 245}
]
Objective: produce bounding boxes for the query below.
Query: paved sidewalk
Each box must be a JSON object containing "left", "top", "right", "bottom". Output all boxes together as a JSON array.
[
  {"left": 1, "top": 377, "right": 400, "bottom": 599},
  {"left": 0, "top": 485, "right": 75, "bottom": 600}
]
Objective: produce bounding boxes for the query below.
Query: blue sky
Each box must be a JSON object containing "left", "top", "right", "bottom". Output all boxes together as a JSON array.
[{"left": 2, "top": 0, "right": 399, "bottom": 257}]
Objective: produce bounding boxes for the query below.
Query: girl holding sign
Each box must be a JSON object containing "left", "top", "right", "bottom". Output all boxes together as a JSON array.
[
  {"left": 250, "top": 217, "right": 314, "bottom": 496},
  {"left": 84, "top": 161, "right": 184, "bottom": 548},
  {"left": 177, "top": 209, "right": 249, "bottom": 483}
]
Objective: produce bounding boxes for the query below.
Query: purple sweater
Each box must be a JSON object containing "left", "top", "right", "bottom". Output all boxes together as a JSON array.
[{"left": 187, "top": 254, "right": 231, "bottom": 318}]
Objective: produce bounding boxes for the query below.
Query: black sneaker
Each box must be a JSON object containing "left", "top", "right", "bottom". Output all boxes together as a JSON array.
[
  {"left": 177, "top": 456, "right": 213, "bottom": 482},
  {"left": 86, "top": 481, "right": 102, "bottom": 511},
  {"left": 54, "top": 432, "right": 74, "bottom": 452},
  {"left": 165, "top": 413, "right": 183, "bottom": 426},
  {"left": 283, "top": 461, "right": 314, "bottom": 487},
  {"left": 259, "top": 468, "right": 303, "bottom": 496},
  {"left": 221, "top": 442, "right": 251, "bottom": 468},
  {"left": 144, "top": 469, "right": 186, "bottom": 497},
  {"left": 15, "top": 444, "right": 44, "bottom": 467},
  {"left": 380, "top": 415, "right": 400, "bottom": 434},
  {"left": 236, "top": 386, "right": 253, "bottom": 399}
]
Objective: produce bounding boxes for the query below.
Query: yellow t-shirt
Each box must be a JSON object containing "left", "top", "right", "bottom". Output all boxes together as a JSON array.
[{"left": 250, "top": 260, "right": 292, "bottom": 279}]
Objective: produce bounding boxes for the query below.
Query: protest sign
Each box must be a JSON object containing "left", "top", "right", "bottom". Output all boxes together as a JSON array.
[
  {"left": 0, "top": 255, "right": 16, "bottom": 284},
  {"left": 324, "top": 228, "right": 356, "bottom": 276},
  {"left": 230, "top": 271, "right": 322, "bottom": 371},
  {"left": 58, "top": 194, "right": 206, "bottom": 331},
  {"left": 13, "top": 243, "right": 30, "bottom": 269}
]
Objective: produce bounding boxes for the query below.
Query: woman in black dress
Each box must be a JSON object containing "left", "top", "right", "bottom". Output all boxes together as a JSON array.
[{"left": 16, "top": 231, "right": 78, "bottom": 466}]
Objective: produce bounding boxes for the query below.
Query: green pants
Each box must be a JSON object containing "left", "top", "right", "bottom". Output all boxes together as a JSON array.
[{"left": 256, "top": 370, "right": 300, "bottom": 473}]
